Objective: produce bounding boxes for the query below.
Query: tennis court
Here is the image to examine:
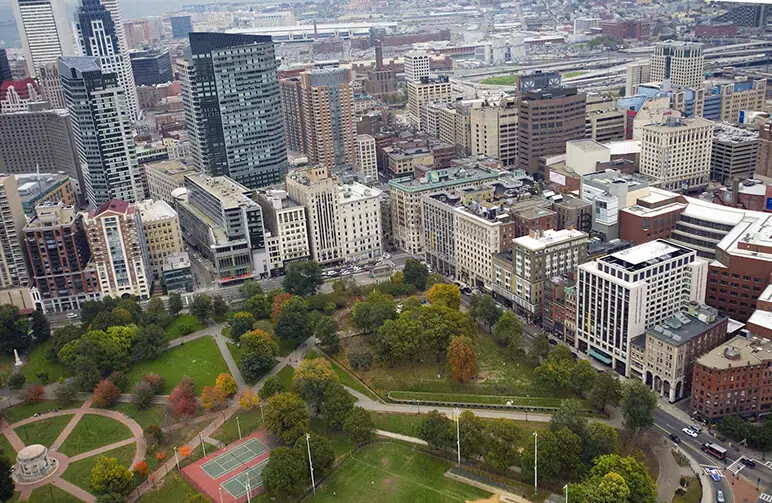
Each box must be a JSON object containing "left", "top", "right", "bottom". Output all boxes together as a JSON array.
[
  {"left": 220, "top": 460, "right": 270, "bottom": 498},
  {"left": 200, "top": 438, "right": 269, "bottom": 479}
]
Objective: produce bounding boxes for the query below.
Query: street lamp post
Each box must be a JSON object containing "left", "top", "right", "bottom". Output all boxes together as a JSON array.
[
  {"left": 199, "top": 433, "right": 206, "bottom": 457},
  {"left": 454, "top": 408, "right": 461, "bottom": 465},
  {"left": 564, "top": 484, "right": 568, "bottom": 503},
  {"left": 237, "top": 416, "right": 242, "bottom": 440},
  {"left": 259, "top": 403, "right": 264, "bottom": 424},
  {"left": 306, "top": 433, "right": 316, "bottom": 493},
  {"left": 533, "top": 432, "right": 538, "bottom": 494},
  {"left": 218, "top": 487, "right": 223, "bottom": 503}
]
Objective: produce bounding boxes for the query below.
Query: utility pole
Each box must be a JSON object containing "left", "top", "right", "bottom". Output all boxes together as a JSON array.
[
  {"left": 454, "top": 408, "right": 461, "bottom": 465},
  {"left": 533, "top": 432, "right": 538, "bottom": 494},
  {"left": 306, "top": 433, "right": 316, "bottom": 493}
]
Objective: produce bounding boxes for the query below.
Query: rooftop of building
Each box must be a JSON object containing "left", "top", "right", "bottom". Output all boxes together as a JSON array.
[
  {"left": 680, "top": 191, "right": 756, "bottom": 227},
  {"left": 144, "top": 159, "right": 197, "bottom": 176},
  {"left": 136, "top": 199, "right": 178, "bottom": 222},
  {"left": 623, "top": 200, "right": 687, "bottom": 218},
  {"left": 553, "top": 195, "right": 592, "bottom": 209},
  {"left": 24, "top": 202, "right": 77, "bottom": 230},
  {"left": 601, "top": 239, "right": 693, "bottom": 272},
  {"left": 58, "top": 56, "right": 101, "bottom": 73},
  {"left": 642, "top": 116, "right": 714, "bottom": 133},
  {"left": 716, "top": 212, "right": 772, "bottom": 262},
  {"left": 696, "top": 335, "right": 772, "bottom": 370},
  {"left": 255, "top": 188, "right": 301, "bottom": 209},
  {"left": 747, "top": 309, "right": 772, "bottom": 333},
  {"left": 339, "top": 181, "right": 382, "bottom": 202},
  {"left": 567, "top": 139, "right": 608, "bottom": 153},
  {"left": 583, "top": 169, "right": 654, "bottom": 190},
  {"left": 185, "top": 174, "right": 257, "bottom": 210},
  {"left": 605, "top": 140, "right": 641, "bottom": 156},
  {"left": 517, "top": 206, "right": 556, "bottom": 220},
  {"left": 177, "top": 198, "right": 229, "bottom": 245},
  {"left": 163, "top": 251, "right": 190, "bottom": 271},
  {"left": 514, "top": 228, "right": 588, "bottom": 250},
  {"left": 713, "top": 123, "right": 759, "bottom": 144},
  {"left": 15, "top": 173, "right": 69, "bottom": 202},
  {"left": 646, "top": 303, "right": 725, "bottom": 346},
  {"left": 588, "top": 238, "right": 632, "bottom": 257},
  {"left": 388, "top": 162, "right": 500, "bottom": 193}
]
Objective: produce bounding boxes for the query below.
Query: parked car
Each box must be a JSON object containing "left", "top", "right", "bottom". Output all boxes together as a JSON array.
[
  {"left": 67, "top": 312, "right": 78, "bottom": 319},
  {"left": 682, "top": 427, "right": 699, "bottom": 438},
  {"left": 741, "top": 457, "right": 756, "bottom": 468},
  {"left": 548, "top": 339, "right": 558, "bottom": 346},
  {"left": 670, "top": 434, "right": 681, "bottom": 444},
  {"left": 716, "top": 490, "right": 725, "bottom": 503}
]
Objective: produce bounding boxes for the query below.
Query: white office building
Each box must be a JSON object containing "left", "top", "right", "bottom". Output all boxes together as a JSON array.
[
  {"left": 12, "top": 0, "right": 74, "bottom": 78},
  {"left": 356, "top": 134, "right": 377, "bottom": 182},
  {"left": 575, "top": 239, "right": 706, "bottom": 376},
  {"left": 404, "top": 51, "right": 430, "bottom": 82}
]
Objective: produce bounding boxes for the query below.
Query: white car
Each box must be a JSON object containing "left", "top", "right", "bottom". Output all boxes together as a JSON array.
[
  {"left": 66, "top": 312, "right": 78, "bottom": 320},
  {"left": 682, "top": 427, "right": 699, "bottom": 438}
]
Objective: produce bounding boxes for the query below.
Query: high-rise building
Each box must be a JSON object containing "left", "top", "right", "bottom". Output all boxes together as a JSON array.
[
  {"left": 285, "top": 166, "right": 382, "bottom": 265},
  {"left": 469, "top": 98, "right": 519, "bottom": 166},
  {"left": 0, "top": 108, "right": 82, "bottom": 191},
  {"left": 0, "top": 49, "right": 12, "bottom": 82},
  {"left": 12, "top": 0, "right": 74, "bottom": 79},
  {"left": 279, "top": 77, "right": 306, "bottom": 153},
  {"left": 182, "top": 32, "right": 287, "bottom": 189},
  {"left": 129, "top": 50, "right": 172, "bottom": 86},
  {"left": 170, "top": 16, "right": 192, "bottom": 39},
  {"left": 175, "top": 174, "right": 267, "bottom": 283},
  {"left": 75, "top": 0, "right": 139, "bottom": 120},
  {"left": 285, "top": 166, "right": 341, "bottom": 264},
  {"left": 576, "top": 239, "right": 706, "bottom": 376},
  {"left": 356, "top": 134, "right": 377, "bottom": 181},
  {"left": 625, "top": 61, "right": 651, "bottom": 96},
  {"left": 404, "top": 51, "right": 430, "bottom": 82},
  {"left": 37, "top": 63, "right": 65, "bottom": 107},
  {"left": 23, "top": 202, "right": 100, "bottom": 312},
  {"left": 711, "top": 123, "right": 758, "bottom": 183},
  {"left": 407, "top": 76, "right": 452, "bottom": 131},
  {"left": 518, "top": 87, "right": 586, "bottom": 175},
  {"left": 136, "top": 199, "right": 183, "bottom": 278},
  {"left": 713, "top": 3, "right": 769, "bottom": 28},
  {"left": 757, "top": 121, "right": 772, "bottom": 179},
  {"left": 144, "top": 159, "right": 198, "bottom": 206},
  {"left": 0, "top": 176, "right": 30, "bottom": 289},
  {"left": 364, "top": 40, "right": 397, "bottom": 97},
  {"left": 301, "top": 68, "right": 355, "bottom": 170},
  {"left": 254, "top": 189, "right": 310, "bottom": 273},
  {"left": 59, "top": 57, "right": 143, "bottom": 206},
  {"left": 84, "top": 198, "right": 152, "bottom": 298},
  {"left": 639, "top": 117, "right": 713, "bottom": 192},
  {"left": 0, "top": 78, "right": 46, "bottom": 113},
  {"left": 123, "top": 19, "right": 150, "bottom": 49},
  {"left": 650, "top": 41, "right": 705, "bottom": 89},
  {"left": 585, "top": 95, "right": 625, "bottom": 143}
]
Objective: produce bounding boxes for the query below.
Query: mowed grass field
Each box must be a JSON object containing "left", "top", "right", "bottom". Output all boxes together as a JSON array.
[
  {"left": 125, "top": 336, "right": 229, "bottom": 394},
  {"left": 306, "top": 442, "right": 490, "bottom": 502}
]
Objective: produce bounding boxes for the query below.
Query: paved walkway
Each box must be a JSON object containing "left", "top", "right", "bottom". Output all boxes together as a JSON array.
[
  {"left": 375, "top": 429, "right": 428, "bottom": 445},
  {"left": 654, "top": 438, "right": 680, "bottom": 503},
  {"left": 2, "top": 399, "right": 147, "bottom": 502}
]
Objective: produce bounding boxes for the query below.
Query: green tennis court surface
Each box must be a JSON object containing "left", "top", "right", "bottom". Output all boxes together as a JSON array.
[
  {"left": 200, "top": 438, "right": 269, "bottom": 479},
  {"left": 221, "top": 460, "right": 269, "bottom": 498}
]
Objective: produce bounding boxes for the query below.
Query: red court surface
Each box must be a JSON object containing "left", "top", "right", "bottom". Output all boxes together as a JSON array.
[{"left": 182, "top": 431, "right": 272, "bottom": 503}]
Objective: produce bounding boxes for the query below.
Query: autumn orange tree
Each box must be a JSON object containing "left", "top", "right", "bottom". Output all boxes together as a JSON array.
[
  {"left": 178, "top": 445, "right": 192, "bottom": 458},
  {"left": 215, "top": 373, "right": 237, "bottom": 396},
  {"left": 200, "top": 385, "right": 226, "bottom": 410},
  {"left": 447, "top": 335, "right": 476, "bottom": 383},
  {"left": 427, "top": 283, "right": 460, "bottom": 310},
  {"left": 239, "top": 390, "right": 259, "bottom": 411},
  {"left": 132, "top": 460, "right": 149, "bottom": 477},
  {"left": 270, "top": 293, "right": 293, "bottom": 322}
]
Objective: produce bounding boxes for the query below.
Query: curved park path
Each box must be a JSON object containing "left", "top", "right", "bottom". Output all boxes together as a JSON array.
[{"left": 1, "top": 399, "right": 146, "bottom": 502}]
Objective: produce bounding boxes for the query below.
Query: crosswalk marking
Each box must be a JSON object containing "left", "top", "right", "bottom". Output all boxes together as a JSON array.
[
  {"left": 766, "top": 460, "right": 772, "bottom": 469},
  {"left": 759, "top": 493, "right": 772, "bottom": 502},
  {"left": 727, "top": 458, "right": 745, "bottom": 475}
]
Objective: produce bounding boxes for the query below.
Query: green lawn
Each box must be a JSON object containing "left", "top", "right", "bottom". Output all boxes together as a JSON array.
[
  {"left": 125, "top": 336, "right": 229, "bottom": 394},
  {"left": 212, "top": 408, "right": 263, "bottom": 445},
  {"left": 137, "top": 473, "right": 199, "bottom": 503},
  {"left": 326, "top": 356, "right": 380, "bottom": 402},
  {"left": 275, "top": 365, "right": 295, "bottom": 392},
  {"left": 306, "top": 442, "right": 490, "bottom": 502},
  {"left": 110, "top": 403, "right": 168, "bottom": 430},
  {"left": 480, "top": 75, "right": 517, "bottom": 86},
  {"left": 3, "top": 400, "right": 82, "bottom": 424},
  {"left": 58, "top": 414, "right": 133, "bottom": 456},
  {"left": 227, "top": 341, "right": 240, "bottom": 366},
  {"left": 9, "top": 485, "right": 81, "bottom": 503},
  {"left": 563, "top": 70, "right": 588, "bottom": 78},
  {"left": 310, "top": 417, "right": 355, "bottom": 458},
  {"left": 14, "top": 414, "right": 73, "bottom": 447},
  {"left": 164, "top": 314, "right": 205, "bottom": 340},
  {"left": 389, "top": 390, "right": 591, "bottom": 409},
  {"left": 21, "top": 340, "right": 70, "bottom": 383},
  {"left": 61, "top": 443, "right": 136, "bottom": 491},
  {"left": 673, "top": 478, "right": 702, "bottom": 503},
  {"left": 0, "top": 433, "right": 16, "bottom": 455}
]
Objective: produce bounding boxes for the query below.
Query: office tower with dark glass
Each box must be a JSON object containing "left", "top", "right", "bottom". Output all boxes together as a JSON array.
[
  {"left": 170, "top": 15, "right": 192, "bottom": 38},
  {"left": 59, "top": 57, "right": 143, "bottom": 206},
  {"left": 0, "top": 49, "right": 12, "bottom": 82},
  {"left": 182, "top": 32, "right": 287, "bottom": 189},
  {"left": 74, "top": 0, "right": 139, "bottom": 119}
]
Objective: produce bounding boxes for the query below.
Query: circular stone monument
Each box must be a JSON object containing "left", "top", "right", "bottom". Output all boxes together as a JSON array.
[{"left": 13, "top": 445, "right": 58, "bottom": 483}]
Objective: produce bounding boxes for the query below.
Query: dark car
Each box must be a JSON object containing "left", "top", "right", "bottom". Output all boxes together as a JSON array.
[
  {"left": 670, "top": 434, "right": 681, "bottom": 443},
  {"left": 741, "top": 457, "right": 756, "bottom": 468},
  {"left": 548, "top": 339, "right": 558, "bottom": 346}
]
